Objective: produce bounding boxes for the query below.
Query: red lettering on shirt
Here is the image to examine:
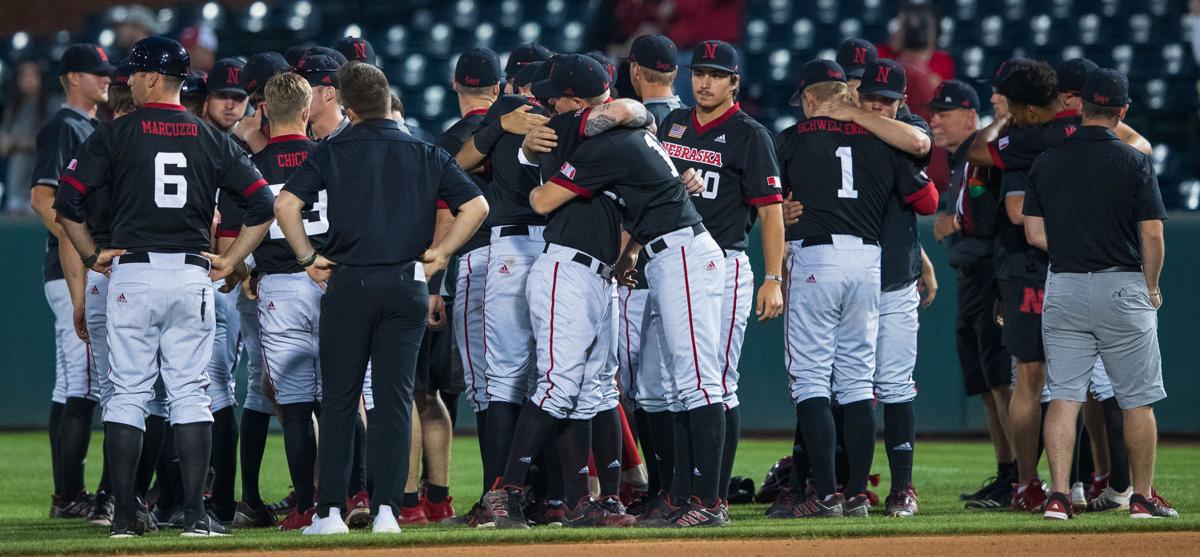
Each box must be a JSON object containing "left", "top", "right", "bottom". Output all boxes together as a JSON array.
[
  {"left": 140, "top": 121, "right": 200, "bottom": 137},
  {"left": 1019, "top": 286, "right": 1044, "bottom": 315},
  {"left": 794, "top": 119, "right": 870, "bottom": 136},
  {"left": 660, "top": 141, "right": 723, "bottom": 167},
  {"left": 276, "top": 151, "right": 308, "bottom": 168}
]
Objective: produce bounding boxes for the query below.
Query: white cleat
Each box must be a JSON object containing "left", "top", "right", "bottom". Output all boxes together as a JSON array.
[
  {"left": 302, "top": 508, "right": 350, "bottom": 535},
  {"left": 372, "top": 505, "right": 402, "bottom": 534},
  {"left": 1070, "top": 482, "right": 1087, "bottom": 509}
]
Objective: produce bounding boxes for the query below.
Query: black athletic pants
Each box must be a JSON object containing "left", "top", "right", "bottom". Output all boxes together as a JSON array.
[{"left": 315, "top": 262, "right": 427, "bottom": 517}]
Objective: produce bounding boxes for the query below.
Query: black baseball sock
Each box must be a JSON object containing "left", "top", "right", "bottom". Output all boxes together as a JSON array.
[
  {"left": 104, "top": 422, "right": 143, "bottom": 524},
  {"left": 427, "top": 483, "right": 449, "bottom": 504},
  {"left": 833, "top": 404, "right": 849, "bottom": 489},
  {"left": 796, "top": 398, "right": 836, "bottom": 498},
  {"left": 365, "top": 409, "right": 376, "bottom": 493},
  {"left": 790, "top": 416, "right": 810, "bottom": 490},
  {"left": 210, "top": 406, "right": 238, "bottom": 520},
  {"left": 645, "top": 411, "right": 675, "bottom": 497},
  {"left": 557, "top": 418, "right": 592, "bottom": 506},
  {"left": 1036, "top": 401, "right": 1048, "bottom": 471},
  {"left": 485, "top": 401, "right": 522, "bottom": 489},
  {"left": 98, "top": 446, "right": 111, "bottom": 492},
  {"left": 238, "top": 409, "right": 271, "bottom": 505},
  {"left": 137, "top": 416, "right": 166, "bottom": 498},
  {"left": 156, "top": 425, "right": 182, "bottom": 514},
  {"left": 1102, "top": 398, "right": 1131, "bottom": 492},
  {"left": 173, "top": 422, "right": 212, "bottom": 525},
  {"left": 281, "top": 402, "right": 318, "bottom": 511},
  {"left": 668, "top": 411, "right": 692, "bottom": 503},
  {"left": 541, "top": 438, "right": 565, "bottom": 502},
  {"left": 687, "top": 403, "right": 725, "bottom": 507},
  {"left": 1070, "top": 417, "right": 1084, "bottom": 485},
  {"left": 402, "top": 492, "right": 419, "bottom": 508},
  {"left": 591, "top": 408, "right": 623, "bottom": 497},
  {"left": 498, "top": 403, "right": 558, "bottom": 488},
  {"left": 998, "top": 460, "right": 1018, "bottom": 482},
  {"left": 60, "top": 397, "right": 96, "bottom": 497},
  {"left": 719, "top": 406, "right": 741, "bottom": 502},
  {"left": 474, "top": 409, "right": 488, "bottom": 496},
  {"left": 1079, "top": 426, "right": 1094, "bottom": 484},
  {"left": 842, "top": 401, "right": 876, "bottom": 497},
  {"left": 440, "top": 391, "right": 460, "bottom": 427},
  {"left": 49, "top": 402, "right": 65, "bottom": 498},
  {"left": 349, "top": 413, "right": 368, "bottom": 494},
  {"left": 529, "top": 442, "right": 552, "bottom": 500},
  {"left": 635, "top": 409, "right": 661, "bottom": 494},
  {"left": 883, "top": 402, "right": 915, "bottom": 493}
]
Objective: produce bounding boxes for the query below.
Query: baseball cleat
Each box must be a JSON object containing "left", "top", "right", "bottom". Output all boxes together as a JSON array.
[
  {"left": 302, "top": 508, "right": 350, "bottom": 535},
  {"left": 88, "top": 489, "right": 114, "bottom": 526},
  {"left": 1087, "top": 486, "right": 1132, "bottom": 512},
  {"left": 50, "top": 491, "right": 93, "bottom": 519},
  {"left": 884, "top": 487, "right": 918, "bottom": 517},
  {"left": 1070, "top": 481, "right": 1087, "bottom": 509},
  {"left": 344, "top": 490, "right": 371, "bottom": 529},
  {"left": 524, "top": 498, "right": 566, "bottom": 527},
  {"left": 719, "top": 500, "right": 731, "bottom": 524},
  {"left": 1010, "top": 479, "right": 1048, "bottom": 512},
  {"left": 634, "top": 494, "right": 680, "bottom": 527},
  {"left": 398, "top": 504, "right": 429, "bottom": 525},
  {"left": 372, "top": 505, "right": 403, "bottom": 534},
  {"left": 232, "top": 500, "right": 277, "bottom": 528},
  {"left": 960, "top": 475, "right": 1007, "bottom": 501},
  {"left": 482, "top": 486, "right": 529, "bottom": 529},
  {"left": 109, "top": 512, "right": 146, "bottom": 539},
  {"left": 279, "top": 507, "right": 316, "bottom": 531},
  {"left": 1129, "top": 489, "right": 1179, "bottom": 519},
  {"left": 1087, "top": 473, "right": 1109, "bottom": 502},
  {"left": 765, "top": 486, "right": 799, "bottom": 518},
  {"left": 667, "top": 497, "right": 726, "bottom": 528},
  {"left": 561, "top": 498, "right": 636, "bottom": 528},
  {"left": 267, "top": 491, "right": 297, "bottom": 515},
  {"left": 442, "top": 501, "right": 489, "bottom": 527},
  {"left": 625, "top": 493, "right": 651, "bottom": 517},
  {"left": 789, "top": 493, "right": 845, "bottom": 519},
  {"left": 421, "top": 495, "right": 455, "bottom": 522},
  {"left": 964, "top": 478, "right": 1012, "bottom": 510},
  {"left": 136, "top": 500, "right": 159, "bottom": 533},
  {"left": 1042, "top": 492, "right": 1075, "bottom": 520},
  {"left": 843, "top": 493, "right": 870, "bottom": 518},
  {"left": 181, "top": 513, "right": 231, "bottom": 537}
]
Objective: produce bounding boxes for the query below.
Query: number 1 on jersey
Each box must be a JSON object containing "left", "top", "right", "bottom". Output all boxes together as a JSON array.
[{"left": 835, "top": 146, "right": 858, "bottom": 199}]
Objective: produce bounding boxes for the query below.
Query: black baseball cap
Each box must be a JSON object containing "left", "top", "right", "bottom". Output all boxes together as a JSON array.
[
  {"left": 513, "top": 61, "right": 543, "bottom": 89},
  {"left": 285, "top": 45, "right": 311, "bottom": 67},
  {"left": 586, "top": 51, "right": 617, "bottom": 81},
  {"left": 788, "top": 59, "right": 846, "bottom": 106},
  {"left": 630, "top": 34, "right": 678, "bottom": 72},
  {"left": 455, "top": 48, "right": 503, "bottom": 87},
  {"left": 529, "top": 56, "right": 558, "bottom": 102},
  {"left": 242, "top": 52, "right": 290, "bottom": 97},
  {"left": 181, "top": 70, "right": 208, "bottom": 99},
  {"left": 688, "top": 40, "right": 740, "bottom": 74},
  {"left": 505, "top": 43, "right": 553, "bottom": 80},
  {"left": 294, "top": 53, "right": 343, "bottom": 87},
  {"left": 532, "top": 54, "right": 609, "bottom": 100},
  {"left": 1055, "top": 58, "right": 1098, "bottom": 94},
  {"left": 835, "top": 38, "right": 878, "bottom": 79},
  {"left": 112, "top": 59, "right": 133, "bottom": 86},
  {"left": 208, "top": 58, "right": 246, "bottom": 95},
  {"left": 336, "top": 37, "right": 376, "bottom": 65},
  {"left": 60, "top": 43, "right": 117, "bottom": 76},
  {"left": 857, "top": 59, "right": 907, "bottom": 100},
  {"left": 989, "top": 57, "right": 1025, "bottom": 86},
  {"left": 928, "top": 79, "right": 980, "bottom": 111},
  {"left": 1082, "top": 67, "right": 1130, "bottom": 107}
]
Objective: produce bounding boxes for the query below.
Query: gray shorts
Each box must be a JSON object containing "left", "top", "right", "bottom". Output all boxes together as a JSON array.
[{"left": 1042, "top": 271, "right": 1165, "bottom": 410}]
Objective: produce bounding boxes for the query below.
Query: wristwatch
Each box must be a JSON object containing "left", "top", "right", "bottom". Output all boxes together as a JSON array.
[
  {"left": 81, "top": 249, "right": 100, "bottom": 269},
  {"left": 763, "top": 274, "right": 784, "bottom": 283}
]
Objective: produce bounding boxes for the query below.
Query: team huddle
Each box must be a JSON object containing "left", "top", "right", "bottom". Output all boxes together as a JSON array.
[{"left": 32, "top": 26, "right": 1174, "bottom": 540}]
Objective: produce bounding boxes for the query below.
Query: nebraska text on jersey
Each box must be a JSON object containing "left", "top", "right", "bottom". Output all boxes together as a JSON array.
[
  {"left": 141, "top": 120, "right": 200, "bottom": 137},
  {"left": 660, "top": 141, "right": 723, "bottom": 167}
]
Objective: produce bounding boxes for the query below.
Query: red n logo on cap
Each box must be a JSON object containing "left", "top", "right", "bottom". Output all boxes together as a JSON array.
[
  {"left": 854, "top": 47, "right": 866, "bottom": 64},
  {"left": 876, "top": 65, "right": 891, "bottom": 83},
  {"left": 354, "top": 43, "right": 366, "bottom": 60},
  {"left": 96, "top": 47, "right": 108, "bottom": 62},
  {"left": 227, "top": 67, "right": 240, "bottom": 85},
  {"left": 704, "top": 43, "right": 717, "bottom": 59}
]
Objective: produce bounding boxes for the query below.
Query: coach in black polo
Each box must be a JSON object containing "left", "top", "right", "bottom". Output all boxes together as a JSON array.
[
  {"left": 1022, "top": 68, "right": 1174, "bottom": 520},
  {"left": 275, "top": 62, "right": 488, "bottom": 534}
]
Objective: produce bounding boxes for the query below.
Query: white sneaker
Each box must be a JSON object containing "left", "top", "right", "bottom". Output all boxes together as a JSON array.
[
  {"left": 1087, "top": 486, "right": 1132, "bottom": 512},
  {"left": 1070, "top": 482, "right": 1087, "bottom": 508},
  {"left": 302, "top": 508, "right": 350, "bottom": 535},
  {"left": 372, "top": 505, "right": 402, "bottom": 534}
]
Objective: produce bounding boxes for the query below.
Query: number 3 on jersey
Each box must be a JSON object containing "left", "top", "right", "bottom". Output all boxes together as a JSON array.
[
  {"left": 835, "top": 146, "right": 858, "bottom": 199},
  {"left": 267, "top": 183, "right": 328, "bottom": 239}
]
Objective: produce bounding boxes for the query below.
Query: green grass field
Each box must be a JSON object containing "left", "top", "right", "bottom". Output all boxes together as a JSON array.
[{"left": 0, "top": 432, "right": 1196, "bottom": 555}]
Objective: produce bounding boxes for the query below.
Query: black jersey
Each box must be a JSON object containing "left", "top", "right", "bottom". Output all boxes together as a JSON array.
[
  {"left": 551, "top": 127, "right": 701, "bottom": 247},
  {"left": 235, "top": 135, "right": 322, "bottom": 275},
  {"left": 437, "top": 110, "right": 491, "bottom": 255},
  {"left": 776, "top": 117, "right": 930, "bottom": 243},
  {"left": 656, "top": 103, "right": 782, "bottom": 253},
  {"left": 33, "top": 105, "right": 98, "bottom": 281},
  {"left": 879, "top": 109, "right": 932, "bottom": 289},
  {"left": 945, "top": 133, "right": 1003, "bottom": 268},
  {"left": 55, "top": 103, "right": 273, "bottom": 253},
  {"left": 480, "top": 95, "right": 549, "bottom": 228}
]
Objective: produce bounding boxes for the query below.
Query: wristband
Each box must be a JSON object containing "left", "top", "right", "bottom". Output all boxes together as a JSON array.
[
  {"left": 763, "top": 274, "right": 783, "bottom": 283},
  {"left": 81, "top": 249, "right": 100, "bottom": 269},
  {"left": 298, "top": 252, "right": 318, "bottom": 267},
  {"left": 473, "top": 121, "right": 506, "bottom": 155}
]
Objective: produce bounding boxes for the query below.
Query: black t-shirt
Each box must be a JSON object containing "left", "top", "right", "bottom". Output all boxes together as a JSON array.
[
  {"left": 551, "top": 127, "right": 702, "bottom": 248},
  {"left": 944, "top": 134, "right": 1003, "bottom": 268},
  {"left": 989, "top": 110, "right": 1082, "bottom": 280},
  {"left": 54, "top": 103, "right": 273, "bottom": 253},
  {"left": 656, "top": 104, "right": 782, "bottom": 252},
  {"left": 1023, "top": 126, "right": 1166, "bottom": 273},
  {"left": 437, "top": 110, "right": 492, "bottom": 255},
  {"left": 33, "top": 106, "right": 98, "bottom": 282},
  {"left": 479, "top": 95, "right": 549, "bottom": 229},
  {"left": 218, "top": 135, "right": 323, "bottom": 275},
  {"left": 880, "top": 109, "right": 932, "bottom": 289},
  {"left": 537, "top": 107, "right": 625, "bottom": 264},
  {"left": 775, "top": 117, "right": 929, "bottom": 242},
  {"left": 283, "top": 118, "right": 481, "bottom": 265}
]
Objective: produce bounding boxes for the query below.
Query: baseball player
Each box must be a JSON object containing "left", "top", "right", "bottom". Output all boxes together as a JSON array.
[
  {"left": 775, "top": 59, "right": 938, "bottom": 519},
  {"left": 29, "top": 43, "right": 112, "bottom": 519},
  {"left": 54, "top": 36, "right": 274, "bottom": 537},
  {"left": 965, "top": 59, "right": 1151, "bottom": 512},
  {"left": 650, "top": 40, "right": 784, "bottom": 522},
  {"left": 335, "top": 37, "right": 376, "bottom": 66},
  {"left": 503, "top": 43, "right": 553, "bottom": 94}
]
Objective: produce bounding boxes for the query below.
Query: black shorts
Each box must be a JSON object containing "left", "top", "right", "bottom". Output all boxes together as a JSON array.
[
  {"left": 998, "top": 277, "right": 1045, "bottom": 363},
  {"left": 955, "top": 264, "right": 1012, "bottom": 396},
  {"left": 415, "top": 302, "right": 466, "bottom": 395}
]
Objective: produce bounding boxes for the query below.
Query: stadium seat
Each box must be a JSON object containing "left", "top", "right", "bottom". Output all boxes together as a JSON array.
[
  {"left": 1077, "top": 13, "right": 1102, "bottom": 46},
  {"left": 744, "top": 19, "right": 769, "bottom": 55}
]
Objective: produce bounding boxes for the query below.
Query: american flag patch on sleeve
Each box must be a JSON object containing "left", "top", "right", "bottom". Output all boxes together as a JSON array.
[
  {"left": 668, "top": 124, "right": 687, "bottom": 138},
  {"left": 560, "top": 162, "right": 577, "bottom": 180},
  {"left": 767, "top": 176, "right": 780, "bottom": 189}
]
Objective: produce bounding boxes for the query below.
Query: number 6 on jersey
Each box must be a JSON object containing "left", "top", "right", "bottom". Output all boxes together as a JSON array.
[{"left": 154, "top": 152, "right": 188, "bottom": 208}]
